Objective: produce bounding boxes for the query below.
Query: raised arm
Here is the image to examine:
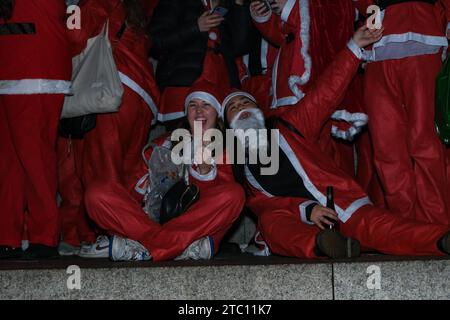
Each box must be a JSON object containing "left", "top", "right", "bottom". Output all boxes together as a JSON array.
[{"left": 281, "top": 25, "right": 383, "bottom": 141}]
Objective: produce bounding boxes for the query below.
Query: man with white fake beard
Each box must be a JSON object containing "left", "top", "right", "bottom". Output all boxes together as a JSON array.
[{"left": 221, "top": 25, "right": 450, "bottom": 259}]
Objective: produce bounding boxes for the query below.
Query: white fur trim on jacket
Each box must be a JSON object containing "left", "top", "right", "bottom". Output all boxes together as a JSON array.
[
  {"left": 189, "top": 164, "right": 218, "bottom": 182},
  {"left": 271, "top": 0, "right": 311, "bottom": 108},
  {"left": 299, "top": 200, "right": 318, "bottom": 225},
  {"left": 0, "top": 79, "right": 72, "bottom": 95},
  {"left": 119, "top": 72, "right": 158, "bottom": 124},
  {"left": 331, "top": 110, "right": 369, "bottom": 141},
  {"left": 251, "top": 6, "right": 272, "bottom": 24}
]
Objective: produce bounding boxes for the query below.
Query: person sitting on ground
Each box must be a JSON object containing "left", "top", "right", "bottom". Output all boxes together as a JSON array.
[{"left": 220, "top": 25, "right": 450, "bottom": 259}]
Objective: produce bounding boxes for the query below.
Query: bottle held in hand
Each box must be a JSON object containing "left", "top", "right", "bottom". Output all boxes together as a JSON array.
[{"left": 326, "top": 186, "right": 340, "bottom": 231}]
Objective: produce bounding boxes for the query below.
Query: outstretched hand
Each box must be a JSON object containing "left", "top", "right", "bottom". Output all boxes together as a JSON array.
[{"left": 352, "top": 24, "right": 384, "bottom": 48}]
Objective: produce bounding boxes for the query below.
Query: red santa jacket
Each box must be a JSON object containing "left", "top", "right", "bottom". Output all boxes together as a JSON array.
[
  {"left": 251, "top": 0, "right": 366, "bottom": 140},
  {"left": 251, "top": 0, "right": 312, "bottom": 109},
  {"left": 353, "top": 0, "right": 450, "bottom": 61},
  {"left": 246, "top": 46, "right": 371, "bottom": 224},
  {"left": 0, "top": 0, "right": 71, "bottom": 95},
  {"left": 67, "top": 0, "right": 159, "bottom": 122}
]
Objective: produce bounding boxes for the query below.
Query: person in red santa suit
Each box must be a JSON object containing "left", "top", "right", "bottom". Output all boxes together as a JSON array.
[
  {"left": 83, "top": 82, "right": 245, "bottom": 261},
  {"left": 249, "top": 0, "right": 386, "bottom": 210},
  {"left": 56, "top": 0, "right": 160, "bottom": 257},
  {"left": 0, "top": 0, "right": 72, "bottom": 259},
  {"left": 149, "top": 0, "right": 253, "bottom": 125},
  {"left": 354, "top": 0, "right": 450, "bottom": 226},
  {"left": 221, "top": 25, "right": 450, "bottom": 259}
]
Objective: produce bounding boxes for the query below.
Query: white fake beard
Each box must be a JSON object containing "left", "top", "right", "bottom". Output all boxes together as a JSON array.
[{"left": 230, "top": 108, "right": 268, "bottom": 155}]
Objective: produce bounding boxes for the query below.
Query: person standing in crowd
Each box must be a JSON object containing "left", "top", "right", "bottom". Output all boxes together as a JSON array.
[
  {"left": 0, "top": 0, "right": 72, "bottom": 259},
  {"left": 249, "top": 0, "right": 386, "bottom": 207},
  {"left": 354, "top": 0, "right": 450, "bottom": 226},
  {"left": 57, "top": 0, "right": 160, "bottom": 257},
  {"left": 84, "top": 82, "right": 245, "bottom": 261},
  {"left": 221, "top": 25, "right": 450, "bottom": 259},
  {"left": 149, "top": 0, "right": 253, "bottom": 124}
]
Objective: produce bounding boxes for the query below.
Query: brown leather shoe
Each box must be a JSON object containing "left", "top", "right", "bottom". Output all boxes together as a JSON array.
[{"left": 315, "top": 229, "right": 361, "bottom": 259}]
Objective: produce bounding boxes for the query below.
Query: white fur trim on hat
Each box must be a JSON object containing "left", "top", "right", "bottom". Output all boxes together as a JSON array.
[
  {"left": 185, "top": 91, "right": 222, "bottom": 115},
  {"left": 221, "top": 91, "right": 257, "bottom": 119}
]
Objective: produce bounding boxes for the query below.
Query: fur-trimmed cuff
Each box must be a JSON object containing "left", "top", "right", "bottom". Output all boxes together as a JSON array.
[
  {"left": 299, "top": 200, "right": 319, "bottom": 225},
  {"left": 347, "top": 38, "right": 365, "bottom": 60},
  {"left": 251, "top": 8, "right": 272, "bottom": 24}
]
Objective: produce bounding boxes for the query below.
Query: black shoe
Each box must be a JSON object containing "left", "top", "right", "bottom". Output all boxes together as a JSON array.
[
  {"left": 437, "top": 232, "right": 450, "bottom": 255},
  {"left": 22, "top": 244, "right": 59, "bottom": 260},
  {"left": 0, "top": 246, "right": 23, "bottom": 259},
  {"left": 315, "top": 229, "right": 361, "bottom": 259}
]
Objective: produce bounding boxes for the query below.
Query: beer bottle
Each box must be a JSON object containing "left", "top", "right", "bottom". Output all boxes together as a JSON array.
[{"left": 326, "top": 186, "right": 340, "bottom": 230}]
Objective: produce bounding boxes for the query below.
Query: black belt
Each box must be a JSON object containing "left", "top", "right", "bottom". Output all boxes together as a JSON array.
[
  {"left": 376, "top": 0, "right": 437, "bottom": 10},
  {"left": 0, "top": 23, "right": 36, "bottom": 35}
]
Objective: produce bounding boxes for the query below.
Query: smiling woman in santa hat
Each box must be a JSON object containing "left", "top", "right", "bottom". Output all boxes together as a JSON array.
[{"left": 83, "top": 80, "right": 245, "bottom": 262}]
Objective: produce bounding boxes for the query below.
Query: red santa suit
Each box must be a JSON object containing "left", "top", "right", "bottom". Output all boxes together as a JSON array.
[
  {"left": 0, "top": 0, "right": 71, "bottom": 248},
  {"left": 251, "top": 1, "right": 380, "bottom": 201},
  {"left": 84, "top": 87, "right": 245, "bottom": 261},
  {"left": 227, "top": 44, "right": 449, "bottom": 258},
  {"left": 355, "top": 0, "right": 450, "bottom": 225},
  {"left": 57, "top": 0, "right": 160, "bottom": 247},
  {"left": 240, "top": 36, "right": 280, "bottom": 116}
]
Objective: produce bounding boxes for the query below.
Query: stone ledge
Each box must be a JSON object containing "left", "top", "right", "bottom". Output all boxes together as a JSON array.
[{"left": 0, "top": 255, "right": 449, "bottom": 300}]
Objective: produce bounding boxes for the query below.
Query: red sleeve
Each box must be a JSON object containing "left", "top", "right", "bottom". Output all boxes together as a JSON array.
[
  {"left": 67, "top": 0, "right": 120, "bottom": 53},
  {"left": 442, "top": 0, "right": 450, "bottom": 23},
  {"left": 252, "top": 12, "right": 285, "bottom": 47},
  {"left": 352, "top": 0, "right": 375, "bottom": 17},
  {"left": 281, "top": 47, "right": 360, "bottom": 141}
]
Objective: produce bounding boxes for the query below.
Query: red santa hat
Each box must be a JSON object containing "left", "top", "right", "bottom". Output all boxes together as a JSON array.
[
  {"left": 220, "top": 90, "right": 258, "bottom": 119},
  {"left": 184, "top": 80, "right": 223, "bottom": 116}
]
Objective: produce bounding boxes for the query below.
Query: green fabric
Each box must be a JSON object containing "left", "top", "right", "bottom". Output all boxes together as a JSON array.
[{"left": 435, "top": 56, "right": 450, "bottom": 145}]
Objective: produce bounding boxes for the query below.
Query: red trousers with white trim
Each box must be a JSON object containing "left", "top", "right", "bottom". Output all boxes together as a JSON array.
[
  {"left": 0, "top": 94, "right": 64, "bottom": 247},
  {"left": 364, "top": 54, "right": 449, "bottom": 225},
  {"left": 57, "top": 138, "right": 96, "bottom": 247},
  {"left": 257, "top": 201, "right": 448, "bottom": 258},
  {"left": 85, "top": 181, "right": 244, "bottom": 261}
]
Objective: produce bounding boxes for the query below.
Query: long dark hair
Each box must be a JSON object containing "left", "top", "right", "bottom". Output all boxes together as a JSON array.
[
  {"left": 0, "top": 0, "right": 15, "bottom": 20},
  {"left": 123, "top": 0, "right": 147, "bottom": 31}
]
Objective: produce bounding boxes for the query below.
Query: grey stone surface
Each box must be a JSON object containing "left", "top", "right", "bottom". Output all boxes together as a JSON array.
[
  {"left": 0, "top": 264, "right": 332, "bottom": 300},
  {"left": 334, "top": 260, "right": 450, "bottom": 300}
]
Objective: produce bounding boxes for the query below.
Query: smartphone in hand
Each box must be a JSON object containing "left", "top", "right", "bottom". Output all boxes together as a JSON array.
[
  {"left": 257, "top": 0, "right": 272, "bottom": 13},
  {"left": 211, "top": 6, "right": 229, "bottom": 17}
]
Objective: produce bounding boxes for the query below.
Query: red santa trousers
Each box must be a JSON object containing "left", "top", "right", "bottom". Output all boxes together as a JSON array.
[
  {"left": 0, "top": 94, "right": 64, "bottom": 247},
  {"left": 256, "top": 199, "right": 448, "bottom": 259},
  {"left": 364, "top": 53, "right": 449, "bottom": 226},
  {"left": 57, "top": 138, "right": 96, "bottom": 247},
  {"left": 85, "top": 181, "right": 244, "bottom": 261}
]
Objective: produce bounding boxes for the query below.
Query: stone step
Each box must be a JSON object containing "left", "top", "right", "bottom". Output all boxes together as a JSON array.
[{"left": 1, "top": 255, "right": 449, "bottom": 300}]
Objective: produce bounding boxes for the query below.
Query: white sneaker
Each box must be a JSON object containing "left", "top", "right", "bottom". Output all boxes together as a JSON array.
[
  {"left": 78, "top": 236, "right": 110, "bottom": 258},
  {"left": 58, "top": 242, "right": 80, "bottom": 256},
  {"left": 175, "top": 236, "right": 214, "bottom": 261},
  {"left": 110, "top": 235, "right": 151, "bottom": 261}
]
